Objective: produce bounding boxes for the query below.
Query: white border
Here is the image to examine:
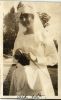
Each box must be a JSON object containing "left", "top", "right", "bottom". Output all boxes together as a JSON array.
[{"left": 0, "top": 0, "right": 61, "bottom": 99}]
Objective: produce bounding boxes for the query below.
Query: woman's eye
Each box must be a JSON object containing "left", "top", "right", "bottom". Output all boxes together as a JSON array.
[
  {"left": 22, "top": 17, "right": 26, "bottom": 22},
  {"left": 20, "top": 14, "right": 27, "bottom": 20}
]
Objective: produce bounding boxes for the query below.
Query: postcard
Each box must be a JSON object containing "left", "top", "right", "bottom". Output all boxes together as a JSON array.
[{"left": 0, "top": 0, "right": 61, "bottom": 99}]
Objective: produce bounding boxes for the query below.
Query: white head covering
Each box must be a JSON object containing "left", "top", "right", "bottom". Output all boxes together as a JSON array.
[{"left": 17, "top": 2, "right": 35, "bottom": 14}]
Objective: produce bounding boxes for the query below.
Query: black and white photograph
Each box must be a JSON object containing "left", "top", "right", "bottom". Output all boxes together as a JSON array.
[{"left": 1, "top": 0, "right": 61, "bottom": 99}]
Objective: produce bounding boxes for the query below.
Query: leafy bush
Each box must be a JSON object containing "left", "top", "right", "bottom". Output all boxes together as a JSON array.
[{"left": 3, "top": 7, "right": 19, "bottom": 55}]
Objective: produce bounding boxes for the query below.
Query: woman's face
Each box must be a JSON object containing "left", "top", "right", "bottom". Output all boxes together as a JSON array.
[{"left": 19, "top": 13, "right": 34, "bottom": 28}]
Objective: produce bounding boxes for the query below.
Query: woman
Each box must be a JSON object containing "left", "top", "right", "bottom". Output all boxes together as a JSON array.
[{"left": 9, "top": 2, "right": 58, "bottom": 96}]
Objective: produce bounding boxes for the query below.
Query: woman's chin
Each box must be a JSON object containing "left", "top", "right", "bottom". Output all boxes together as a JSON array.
[{"left": 24, "top": 28, "right": 34, "bottom": 35}]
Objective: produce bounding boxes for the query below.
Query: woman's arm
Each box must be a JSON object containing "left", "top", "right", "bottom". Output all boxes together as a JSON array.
[
  {"left": 29, "top": 40, "right": 58, "bottom": 67},
  {"left": 37, "top": 40, "right": 58, "bottom": 66}
]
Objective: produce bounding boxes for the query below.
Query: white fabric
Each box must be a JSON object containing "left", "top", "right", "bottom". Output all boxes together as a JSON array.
[
  {"left": 9, "top": 62, "right": 55, "bottom": 96},
  {"left": 9, "top": 63, "right": 42, "bottom": 96},
  {"left": 25, "top": 64, "right": 55, "bottom": 96},
  {"left": 17, "top": 2, "right": 36, "bottom": 17}
]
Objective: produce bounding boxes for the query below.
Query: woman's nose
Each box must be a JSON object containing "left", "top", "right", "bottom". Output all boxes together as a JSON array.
[
  {"left": 26, "top": 17, "right": 31, "bottom": 25},
  {"left": 27, "top": 16, "right": 31, "bottom": 21}
]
